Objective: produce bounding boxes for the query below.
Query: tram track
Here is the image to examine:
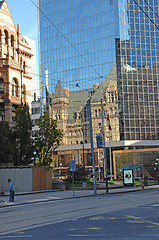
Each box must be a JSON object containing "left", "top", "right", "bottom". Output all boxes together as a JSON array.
[{"left": 1, "top": 190, "right": 159, "bottom": 236}]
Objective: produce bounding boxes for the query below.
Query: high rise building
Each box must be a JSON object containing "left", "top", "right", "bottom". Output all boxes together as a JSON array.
[{"left": 38, "top": 0, "right": 159, "bottom": 172}]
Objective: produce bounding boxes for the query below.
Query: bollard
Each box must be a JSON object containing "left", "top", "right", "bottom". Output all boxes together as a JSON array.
[{"left": 141, "top": 180, "right": 144, "bottom": 189}]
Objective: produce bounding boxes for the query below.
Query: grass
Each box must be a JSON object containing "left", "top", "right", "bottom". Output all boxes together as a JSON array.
[{"left": 53, "top": 178, "right": 159, "bottom": 187}]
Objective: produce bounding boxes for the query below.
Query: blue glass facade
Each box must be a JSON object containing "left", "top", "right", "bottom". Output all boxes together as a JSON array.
[{"left": 38, "top": 0, "right": 159, "bottom": 142}]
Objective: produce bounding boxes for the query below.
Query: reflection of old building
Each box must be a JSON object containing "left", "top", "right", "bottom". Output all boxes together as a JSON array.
[
  {"left": 39, "top": 0, "right": 159, "bottom": 177},
  {"left": 0, "top": 1, "right": 35, "bottom": 123},
  {"left": 51, "top": 66, "right": 119, "bottom": 168}
]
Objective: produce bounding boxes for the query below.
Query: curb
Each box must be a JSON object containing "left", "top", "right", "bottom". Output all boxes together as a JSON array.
[{"left": 1, "top": 185, "right": 158, "bottom": 208}]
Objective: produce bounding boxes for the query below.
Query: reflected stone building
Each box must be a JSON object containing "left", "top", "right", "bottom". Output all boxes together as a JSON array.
[{"left": 38, "top": 0, "right": 159, "bottom": 176}]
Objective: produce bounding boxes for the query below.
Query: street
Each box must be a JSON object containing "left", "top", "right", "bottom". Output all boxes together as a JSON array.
[{"left": 0, "top": 189, "right": 159, "bottom": 239}]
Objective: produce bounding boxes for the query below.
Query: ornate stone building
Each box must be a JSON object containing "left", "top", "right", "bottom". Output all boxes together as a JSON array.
[
  {"left": 51, "top": 66, "right": 120, "bottom": 169},
  {"left": 0, "top": 0, "right": 34, "bottom": 123}
]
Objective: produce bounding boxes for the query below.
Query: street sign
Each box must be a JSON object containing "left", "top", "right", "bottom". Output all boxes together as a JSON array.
[
  {"left": 70, "top": 160, "right": 76, "bottom": 172},
  {"left": 96, "top": 133, "right": 104, "bottom": 148}
]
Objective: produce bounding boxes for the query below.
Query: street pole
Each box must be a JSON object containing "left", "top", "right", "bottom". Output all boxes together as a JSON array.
[
  {"left": 88, "top": 99, "right": 97, "bottom": 195},
  {"left": 109, "top": 130, "right": 113, "bottom": 180},
  {"left": 72, "top": 170, "right": 75, "bottom": 196},
  {"left": 101, "top": 99, "right": 109, "bottom": 193},
  {"left": 98, "top": 149, "right": 101, "bottom": 181}
]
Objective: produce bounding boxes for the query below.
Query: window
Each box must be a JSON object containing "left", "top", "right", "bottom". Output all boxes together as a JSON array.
[
  {"left": 10, "top": 35, "right": 14, "bottom": 47},
  {"left": 32, "top": 107, "right": 40, "bottom": 115},
  {"left": 0, "top": 110, "right": 4, "bottom": 121},
  {"left": 4, "top": 30, "right": 8, "bottom": 44},
  {"left": 114, "top": 107, "right": 118, "bottom": 115},
  {"left": 12, "top": 78, "right": 18, "bottom": 97},
  {"left": 110, "top": 108, "right": 113, "bottom": 115},
  {"left": 0, "top": 78, "right": 4, "bottom": 94},
  {"left": 23, "top": 61, "right": 26, "bottom": 73},
  {"left": 111, "top": 92, "right": 114, "bottom": 102}
]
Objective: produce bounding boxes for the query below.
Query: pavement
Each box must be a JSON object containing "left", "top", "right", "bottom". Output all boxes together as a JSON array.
[{"left": 1, "top": 183, "right": 159, "bottom": 208}]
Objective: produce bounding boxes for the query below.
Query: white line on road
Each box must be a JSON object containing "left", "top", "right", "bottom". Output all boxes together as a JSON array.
[
  {"left": 150, "top": 203, "right": 159, "bottom": 207},
  {"left": 141, "top": 234, "right": 159, "bottom": 237},
  {"left": 69, "top": 234, "right": 106, "bottom": 237}
]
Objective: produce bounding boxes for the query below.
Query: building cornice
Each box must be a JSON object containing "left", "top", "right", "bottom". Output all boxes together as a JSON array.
[
  {"left": 55, "top": 140, "right": 159, "bottom": 151},
  {"left": 17, "top": 48, "right": 33, "bottom": 58}
]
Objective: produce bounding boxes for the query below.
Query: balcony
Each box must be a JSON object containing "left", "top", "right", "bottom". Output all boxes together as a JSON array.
[{"left": 0, "top": 58, "right": 20, "bottom": 69}]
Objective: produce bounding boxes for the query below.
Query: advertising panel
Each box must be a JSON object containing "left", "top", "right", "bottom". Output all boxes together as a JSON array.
[{"left": 123, "top": 169, "right": 134, "bottom": 186}]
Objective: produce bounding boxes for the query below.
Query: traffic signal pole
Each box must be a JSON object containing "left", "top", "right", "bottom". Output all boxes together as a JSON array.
[{"left": 101, "top": 99, "right": 109, "bottom": 193}]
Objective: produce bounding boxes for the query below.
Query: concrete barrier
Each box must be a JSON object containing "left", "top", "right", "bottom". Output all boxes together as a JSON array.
[
  {"left": 0, "top": 167, "right": 52, "bottom": 192},
  {"left": 52, "top": 182, "right": 68, "bottom": 190}
]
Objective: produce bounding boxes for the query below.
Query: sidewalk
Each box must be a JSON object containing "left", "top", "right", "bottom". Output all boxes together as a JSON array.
[{"left": 1, "top": 184, "right": 159, "bottom": 208}]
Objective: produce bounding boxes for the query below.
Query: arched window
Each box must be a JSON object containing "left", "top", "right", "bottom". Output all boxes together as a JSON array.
[
  {"left": 114, "top": 107, "right": 118, "bottom": 115},
  {"left": 0, "top": 78, "right": 4, "bottom": 94},
  {"left": 10, "top": 35, "right": 14, "bottom": 47},
  {"left": 110, "top": 108, "right": 113, "bottom": 116},
  {"left": 4, "top": 30, "right": 8, "bottom": 44},
  {"left": 12, "top": 78, "right": 18, "bottom": 97}
]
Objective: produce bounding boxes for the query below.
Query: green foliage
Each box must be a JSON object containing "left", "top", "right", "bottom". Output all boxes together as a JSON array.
[
  {"left": 34, "top": 111, "right": 63, "bottom": 166},
  {"left": 67, "top": 164, "right": 87, "bottom": 182},
  {"left": 0, "top": 121, "right": 13, "bottom": 164},
  {"left": 12, "top": 103, "right": 33, "bottom": 166}
]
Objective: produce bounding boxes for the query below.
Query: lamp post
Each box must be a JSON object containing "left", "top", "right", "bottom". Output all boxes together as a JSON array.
[
  {"left": 31, "top": 151, "right": 37, "bottom": 166},
  {"left": 60, "top": 162, "right": 62, "bottom": 180},
  {"left": 88, "top": 99, "right": 97, "bottom": 195}
]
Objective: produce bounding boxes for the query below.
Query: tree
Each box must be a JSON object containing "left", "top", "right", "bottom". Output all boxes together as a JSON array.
[
  {"left": 34, "top": 111, "right": 63, "bottom": 166},
  {"left": 12, "top": 103, "right": 33, "bottom": 166},
  {"left": 0, "top": 121, "right": 13, "bottom": 165}
]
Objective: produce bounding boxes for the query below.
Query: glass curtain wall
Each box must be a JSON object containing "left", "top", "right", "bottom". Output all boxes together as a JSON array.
[
  {"left": 118, "top": 0, "right": 159, "bottom": 140},
  {"left": 38, "top": 0, "right": 159, "bottom": 145},
  {"left": 38, "top": 0, "right": 120, "bottom": 146}
]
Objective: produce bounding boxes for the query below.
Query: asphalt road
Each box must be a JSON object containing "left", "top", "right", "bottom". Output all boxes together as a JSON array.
[{"left": 1, "top": 189, "right": 159, "bottom": 239}]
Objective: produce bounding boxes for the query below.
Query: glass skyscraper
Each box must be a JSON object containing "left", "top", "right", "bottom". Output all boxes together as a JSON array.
[{"left": 38, "top": 0, "right": 159, "bottom": 145}]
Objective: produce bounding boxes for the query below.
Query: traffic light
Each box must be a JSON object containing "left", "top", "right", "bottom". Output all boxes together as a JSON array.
[{"left": 96, "top": 133, "right": 104, "bottom": 148}]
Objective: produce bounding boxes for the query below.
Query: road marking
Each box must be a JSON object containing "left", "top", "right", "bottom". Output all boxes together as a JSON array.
[
  {"left": 126, "top": 215, "right": 145, "bottom": 219},
  {"left": 0, "top": 236, "right": 33, "bottom": 239},
  {"left": 47, "top": 197, "right": 61, "bottom": 199},
  {"left": 27, "top": 199, "right": 47, "bottom": 203},
  {"left": 141, "top": 234, "right": 159, "bottom": 237},
  {"left": 87, "top": 227, "right": 102, "bottom": 230},
  {"left": 126, "top": 220, "right": 145, "bottom": 224},
  {"left": 89, "top": 216, "right": 104, "bottom": 220},
  {"left": 69, "top": 234, "right": 106, "bottom": 237},
  {"left": 150, "top": 203, "right": 159, "bottom": 207}
]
